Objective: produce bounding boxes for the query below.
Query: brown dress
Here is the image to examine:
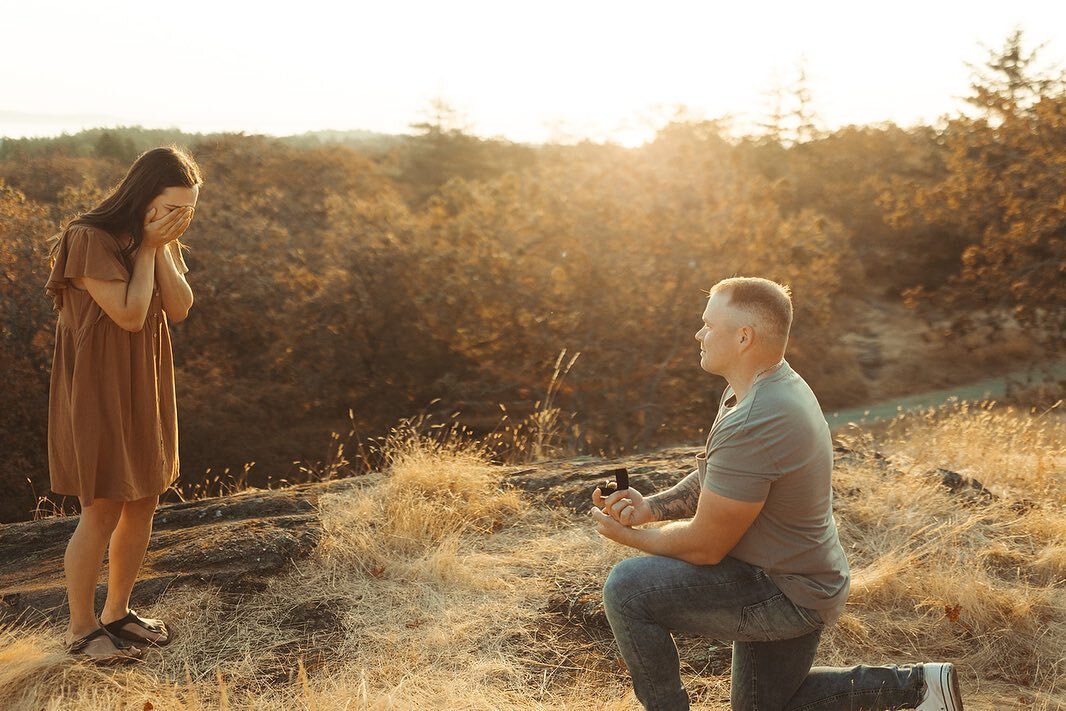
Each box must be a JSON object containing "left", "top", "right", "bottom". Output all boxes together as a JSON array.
[{"left": 46, "top": 225, "right": 187, "bottom": 505}]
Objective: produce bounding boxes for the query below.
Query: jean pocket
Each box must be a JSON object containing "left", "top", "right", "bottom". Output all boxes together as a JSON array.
[
  {"left": 738, "top": 594, "right": 820, "bottom": 642},
  {"left": 795, "top": 605, "right": 825, "bottom": 629}
]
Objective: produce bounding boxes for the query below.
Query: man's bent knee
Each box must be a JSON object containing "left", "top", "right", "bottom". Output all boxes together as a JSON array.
[{"left": 603, "top": 556, "right": 660, "bottom": 614}]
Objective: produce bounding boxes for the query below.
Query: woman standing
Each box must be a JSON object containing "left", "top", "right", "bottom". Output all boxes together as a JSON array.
[{"left": 46, "top": 146, "right": 202, "bottom": 663}]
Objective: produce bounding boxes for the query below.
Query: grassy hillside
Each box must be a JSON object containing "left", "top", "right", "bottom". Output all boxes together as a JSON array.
[{"left": 1, "top": 402, "right": 1062, "bottom": 710}]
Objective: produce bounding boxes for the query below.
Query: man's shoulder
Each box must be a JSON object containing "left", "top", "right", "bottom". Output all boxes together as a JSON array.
[
  {"left": 725, "top": 376, "right": 824, "bottom": 450},
  {"left": 710, "top": 365, "right": 822, "bottom": 442},
  {"left": 756, "top": 366, "right": 822, "bottom": 415},
  {"left": 711, "top": 392, "right": 791, "bottom": 450}
]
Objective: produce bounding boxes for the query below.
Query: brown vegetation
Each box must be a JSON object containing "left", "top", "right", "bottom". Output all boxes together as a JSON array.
[
  {"left": 0, "top": 405, "right": 1062, "bottom": 710},
  {"left": 1, "top": 33, "right": 1063, "bottom": 523}
]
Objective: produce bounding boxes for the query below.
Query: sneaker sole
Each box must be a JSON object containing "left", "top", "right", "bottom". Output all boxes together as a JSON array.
[{"left": 939, "top": 663, "right": 964, "bottom": 711}]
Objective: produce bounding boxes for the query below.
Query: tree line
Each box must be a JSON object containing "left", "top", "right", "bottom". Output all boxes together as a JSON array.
[{"left": 1, "top": 32, "right": 1061, "bottom": 522}]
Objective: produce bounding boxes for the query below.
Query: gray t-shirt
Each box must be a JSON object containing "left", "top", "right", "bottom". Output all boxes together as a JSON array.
[{"left": 700, "top": 361, "right": 850, "bottom": 624}]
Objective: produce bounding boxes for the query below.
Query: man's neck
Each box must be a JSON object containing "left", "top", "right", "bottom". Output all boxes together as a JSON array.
[{"left": 725, "top": 357, "right": 785, "bottom": 404}]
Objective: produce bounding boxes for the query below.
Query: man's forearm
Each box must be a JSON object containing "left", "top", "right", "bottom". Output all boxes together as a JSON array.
[
  {"left": 647, "top": 470, "right": 701, "bottom": 521},
  {"left": 611, "top": 519, "right": 720, "bottom": 565}
]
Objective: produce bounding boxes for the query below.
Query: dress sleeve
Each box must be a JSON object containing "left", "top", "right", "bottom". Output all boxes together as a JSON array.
[
  {"left": 172, "top": 243, "right": 190, "bottom": 274},
  {"left": 45, "top": 226, "right": 129, "bottom": 308}
]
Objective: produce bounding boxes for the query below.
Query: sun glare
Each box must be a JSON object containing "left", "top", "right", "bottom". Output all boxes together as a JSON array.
[{"left": 1, "top": 1, "right": 1065, "bottom": 142}]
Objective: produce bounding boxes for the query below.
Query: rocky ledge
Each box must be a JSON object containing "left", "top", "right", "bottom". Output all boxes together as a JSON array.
[{"left": 0, "top": 444, "right": 997, "bottom": 628}]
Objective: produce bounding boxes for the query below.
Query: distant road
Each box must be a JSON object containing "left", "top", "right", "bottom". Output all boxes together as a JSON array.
[{"left": 825, "top": 359, "right": 1066, "bottom": 430}]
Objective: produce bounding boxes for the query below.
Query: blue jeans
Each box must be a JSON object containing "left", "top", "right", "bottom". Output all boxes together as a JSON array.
[{"left": 603, "top": 556, "right": 925, "bottom": 711}]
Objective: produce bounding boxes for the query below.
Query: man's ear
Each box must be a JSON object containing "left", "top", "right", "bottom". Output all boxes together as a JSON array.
[{"left": 738, "top": 326, "right": 755, "bottom": 350}]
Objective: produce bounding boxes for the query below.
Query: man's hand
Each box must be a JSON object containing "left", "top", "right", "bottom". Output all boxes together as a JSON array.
[
  {"left": 593, "top": 486, "right": 654, "bottom": 527},
  {"left": 590, "top": 506, "right": 633, "bottom": 544}
]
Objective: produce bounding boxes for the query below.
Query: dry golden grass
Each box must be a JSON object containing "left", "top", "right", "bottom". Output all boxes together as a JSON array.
[
  {"left": 1, "top": 405, "right": 1063, "bottom": 710},
  {"left": 830, "top": 401, "right": 1065, "bottom": 710}
]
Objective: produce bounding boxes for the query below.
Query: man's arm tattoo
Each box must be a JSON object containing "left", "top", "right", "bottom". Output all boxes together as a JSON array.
[{"left": 647, "top": 470, "right": 702, "bottom": 521}]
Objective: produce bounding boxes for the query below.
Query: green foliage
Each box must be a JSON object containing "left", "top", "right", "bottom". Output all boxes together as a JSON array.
[{"left": 0, "top": 126, "right": 218, "bottom": 162}]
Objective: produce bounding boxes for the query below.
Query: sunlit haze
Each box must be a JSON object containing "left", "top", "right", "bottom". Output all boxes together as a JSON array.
[{"left": 3, "top": 0, "right": 1065, "bottom": 145}]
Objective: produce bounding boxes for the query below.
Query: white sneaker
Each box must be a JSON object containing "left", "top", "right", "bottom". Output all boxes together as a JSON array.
[{"left": 916, "top": 663, "right": 963, "bottom": 711}]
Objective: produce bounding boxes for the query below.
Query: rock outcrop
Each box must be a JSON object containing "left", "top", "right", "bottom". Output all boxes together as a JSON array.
[
  {"left": 0, "top": 443, "right": 997, "bottom": 628},
  {"left": 0, "top": 478, "right": 361, "bottom": 626}
]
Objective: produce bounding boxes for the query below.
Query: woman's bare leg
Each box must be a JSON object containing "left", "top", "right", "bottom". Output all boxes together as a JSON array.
[
  {"left": 100, "top": 495, "right": 168, "bottom": 642},
  {"left": 64, "top": 498, "right": 140, "bottom": 659}
]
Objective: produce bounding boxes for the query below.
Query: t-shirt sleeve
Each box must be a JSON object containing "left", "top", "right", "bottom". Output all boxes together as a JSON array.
[
  {"left": 45, "top": 226, "right": 128, "bottom": 307},
  {"left": 703, "top": 416, "right": 787, "bottom": 503}
]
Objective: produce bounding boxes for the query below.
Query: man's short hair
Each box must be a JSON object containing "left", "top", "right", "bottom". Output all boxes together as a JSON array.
[{"left": 709, "top": 277, "right": 793, "bottom": 342}]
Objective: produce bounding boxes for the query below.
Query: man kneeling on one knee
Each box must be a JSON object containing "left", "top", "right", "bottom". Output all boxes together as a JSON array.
[{"left": 591, "top": 276, "right": 963, "bottom": 711}]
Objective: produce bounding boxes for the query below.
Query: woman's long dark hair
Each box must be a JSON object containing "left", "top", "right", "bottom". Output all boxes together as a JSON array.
[{"left": 56, "top": 146, "right": 203, "bottom": 268}]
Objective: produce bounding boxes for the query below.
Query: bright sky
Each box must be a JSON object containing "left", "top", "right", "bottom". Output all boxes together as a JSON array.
[{"left": 2, "top": 0, "right": 1064, "bottom": 145}]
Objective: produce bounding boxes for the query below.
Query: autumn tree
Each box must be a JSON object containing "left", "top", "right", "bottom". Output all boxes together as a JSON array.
[
  {"left": 395, "top": 98, "right": 535, "bottom": 206},
  {"left": 755, "top": 60, "right": 824, "bottom": 148},
  {"left": 8, "top": 102, "right": 1048, "bottom": 522},
  {"left": 0, "top": 182, "right": 55, "bottom": 519},
  {"left": 905, "top": 32, "right": 1066, "bottom": 350},
  {"left": 744, "top": 124, "right": 950, "bottom": 295},
  {"left": 965, "top": 28, "right": 1065, "bottom": 122}
]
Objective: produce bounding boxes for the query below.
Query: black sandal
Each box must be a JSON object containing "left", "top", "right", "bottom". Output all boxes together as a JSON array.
[
  {"left": 68, "top": 627, "right": 143, "bottom": 665},
  {"left": 102, "top": 610, "right": 175, "bottom": 647}
]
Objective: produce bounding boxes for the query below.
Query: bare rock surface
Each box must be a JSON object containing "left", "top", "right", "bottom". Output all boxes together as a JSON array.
[
  {"left": 0, "top": 478, "right": 361, "bottom": 626},
  {"left": 0, "top": 443, "right": 998, "bottom": 630},
  {"left": 504, "top": 445, "right": 702, "bottom": 512}
]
